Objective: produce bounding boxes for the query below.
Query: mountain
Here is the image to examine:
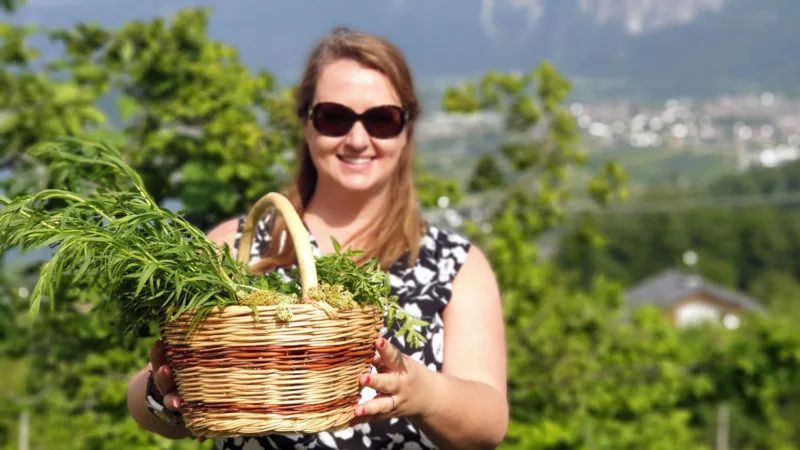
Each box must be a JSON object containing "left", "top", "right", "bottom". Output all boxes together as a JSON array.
[{"left": 6, "top": 0, "right": 799, "bottom": 99}]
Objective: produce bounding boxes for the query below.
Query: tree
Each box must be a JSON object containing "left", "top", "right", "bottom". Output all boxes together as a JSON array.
[
  {"left": 0, "top": 0, "right": 23, "bottom": 14},
  {"left": 440, "top": 60, "right": 800, "bottom": 449},
  {"left": 467, "top": 154, "right": 505, "bottom": 192},
  {"left": 45, "top": 8, "right": 299, "bottom": 230},
  {"left": 440, "top": 65, "right": 710, "bottom": 449}
]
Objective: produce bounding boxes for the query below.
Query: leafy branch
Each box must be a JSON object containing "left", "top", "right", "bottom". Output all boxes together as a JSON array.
[
  {"left": 0, "top": 139, "right": 246, "bottom": 333},
  {"left": 0, "top": 138, "right": 428, "bottom": 347}
]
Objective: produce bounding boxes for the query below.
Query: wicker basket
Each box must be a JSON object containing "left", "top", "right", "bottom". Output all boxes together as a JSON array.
[{"left": 159, "top": 192, "right": 384, "bottom": 438}]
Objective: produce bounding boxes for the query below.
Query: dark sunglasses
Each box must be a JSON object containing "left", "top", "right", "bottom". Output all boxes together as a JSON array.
[{"left": 308, "top": 102, "right": 408, "bottom": 139}]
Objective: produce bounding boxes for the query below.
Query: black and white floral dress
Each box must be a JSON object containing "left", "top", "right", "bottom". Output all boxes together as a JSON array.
[{"left": 215, "top": 213, "right": 471, "bottom": 450}]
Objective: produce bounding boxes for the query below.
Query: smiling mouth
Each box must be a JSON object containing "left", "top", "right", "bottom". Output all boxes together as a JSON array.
[{"left": 337, "top": 155, "right": 374, "bottom": 165}]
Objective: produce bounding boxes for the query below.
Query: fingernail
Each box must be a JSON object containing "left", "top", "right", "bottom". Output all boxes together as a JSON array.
[
  {"left": 355, "top": 406, "right": 364, "bottom": 416},
  {"left": 377, "top": 338, "right": 386, "bottom": 348},
  {"left": 172, "top": 398, "right": 181, "bottom": 409},
  {"left": 160, "top": 366, "right": 169, "bottom": 376},
  {"left": 362, "top": 375, "right": 371, "bottom": 385}
]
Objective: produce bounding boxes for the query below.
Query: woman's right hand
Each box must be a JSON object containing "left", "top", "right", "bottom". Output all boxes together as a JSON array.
[{"left": 150, "top": 339, "right": 183, "bottom": 411}]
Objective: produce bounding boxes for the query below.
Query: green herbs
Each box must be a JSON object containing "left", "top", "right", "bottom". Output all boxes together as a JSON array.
[
  {"left": 0, "top": 138, "right": 428, "bottom": 347},
  {"left": 0, "top": 139, "right": 247, "bottom": 334},
  {"left": 313, "top": 239, "right": 430, "bottom": 348}
]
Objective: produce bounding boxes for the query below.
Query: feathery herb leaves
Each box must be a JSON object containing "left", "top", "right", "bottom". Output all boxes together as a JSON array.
[{"left": 0, "top": 138, "right": 428, "bottom": 346}]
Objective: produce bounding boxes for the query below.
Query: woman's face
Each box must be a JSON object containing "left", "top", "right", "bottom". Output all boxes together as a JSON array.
[{"left": 304, "top": 58, "right": 408, "bottom": 196}]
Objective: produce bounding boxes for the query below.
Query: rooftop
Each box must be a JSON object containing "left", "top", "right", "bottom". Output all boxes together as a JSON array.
[{"left": 625, "top": 269, "right": 767, "bottom": 313}]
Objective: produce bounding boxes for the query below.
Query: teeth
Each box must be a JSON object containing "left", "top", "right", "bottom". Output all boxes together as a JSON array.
[{"left": 340, "top": 157, "right": 372, "bottom": 165}]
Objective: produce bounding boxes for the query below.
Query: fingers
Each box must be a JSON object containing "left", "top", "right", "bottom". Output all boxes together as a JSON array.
[
  {"left": 375, "top": 337, "right": 405, "bottom": 372},
  {"left": 360, "top": 373, "right": 398, "bottom": 395},
  {"left": 162, "top": 392, "right": 183, "bottom": 411},
  {"left": 150, "top": 339, "right": 168, "bottom": 372},
  {"left": 351, "top": 395, "right": 397, "bottom": 425},
  {"left": 351, "top": 339, "right": 423, "bottom": 424},
  {"left": 371, "top": 353, "right": 388, "bottom": 373},
  {"left": 154, "top": 364, "right": 177, "bottom": 396},
  {"left": 150, "top": 339, "right": 182, "bottom": 410}
]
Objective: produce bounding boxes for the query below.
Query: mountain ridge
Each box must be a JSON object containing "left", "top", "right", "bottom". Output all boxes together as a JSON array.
[{"left": 6, "top": 0, "right": 799, "bottom": 99}]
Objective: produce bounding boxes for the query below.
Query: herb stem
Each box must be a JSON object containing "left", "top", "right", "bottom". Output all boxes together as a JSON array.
[{"left": 34, "top": 190, "right": 115, "bottom": 222}]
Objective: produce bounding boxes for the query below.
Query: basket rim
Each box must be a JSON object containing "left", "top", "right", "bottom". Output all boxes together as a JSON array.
[{"left": 163, "top": 303, "right": 383, "bottom": 317}]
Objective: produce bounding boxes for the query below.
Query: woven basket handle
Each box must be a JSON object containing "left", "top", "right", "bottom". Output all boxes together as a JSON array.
[{"left": 237, "top": 192, "right": 318, "bottom": 297}]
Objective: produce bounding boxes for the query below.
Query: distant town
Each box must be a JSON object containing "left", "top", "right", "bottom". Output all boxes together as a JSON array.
[
  {"left": 416, "top": 91, "right": 800, "bottom": 173},
  {"left": 416, "top": 90, "right": 800, "bottom": 232}
]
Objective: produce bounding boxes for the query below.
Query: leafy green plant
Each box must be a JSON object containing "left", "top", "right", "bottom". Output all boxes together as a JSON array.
[{"left": 0, "top": 138, "right": 427, "bottom": 346}]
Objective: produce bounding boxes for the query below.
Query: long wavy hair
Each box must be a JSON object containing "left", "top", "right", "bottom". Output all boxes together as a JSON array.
[{"left": 249, "top": 27, "right": 424, "bottom": 274}]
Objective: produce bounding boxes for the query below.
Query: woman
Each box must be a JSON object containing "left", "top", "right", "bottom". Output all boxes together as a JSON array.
[{"left": 126, "top": 27, "right": 508, "bottom": 450}]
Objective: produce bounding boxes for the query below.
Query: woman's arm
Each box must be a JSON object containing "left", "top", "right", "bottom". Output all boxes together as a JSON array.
[
  {"left": 356, "top": 245, "right": 509, "bottom": 449},
  {"left": 412, "top": 244, "right": 508, "bottom": 449}
]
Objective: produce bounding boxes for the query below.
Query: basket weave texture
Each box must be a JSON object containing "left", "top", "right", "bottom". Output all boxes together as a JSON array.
[{"left": 159, "top": 192, "right": 383, "bottom": 438}]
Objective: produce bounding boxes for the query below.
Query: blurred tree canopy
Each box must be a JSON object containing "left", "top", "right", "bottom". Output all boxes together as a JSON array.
[{"left": 1, "top": 3, "right": 799, "bottom": 450}]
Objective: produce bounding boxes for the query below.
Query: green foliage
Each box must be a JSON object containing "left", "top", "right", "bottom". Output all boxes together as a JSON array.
[
  {"left": 0, "top": 21, "right": 108, "bottom": 199},
  {"left": 3, "top": 274, "right": 203, "bottom": 450},
  {"left": 415, "top": 171, "right": 463, "bottom": 208},
  {"left": 503, "top": 277, "right": 707, "bottom": 450},
  {"left": 38, "top": 8, "right": 299, "bottom": 231},
  {"left": 413, "top": 156, "right": 464, "bottom": 208},
  {"left": 311, "top": 238, "right": 429, "bottom": 347},
  {"left": 0, "top": 0, "right": 23, "bottom": 13},
  {"left": 442, "top": 63, "right": 704, "bottom": 449},
  {"left": 557, "top": 190, "right": 800, "bottom": 296},
  {"left": 0, "top": 138, "right": 427, "bottom": 347},
  {"left": 709, "top": 157, "right": 800, "bottom": 196},
  {"left": 445, "top": 60, "right": 800, "bottom": 450},
  {"left": 0, "top": 140, "right": 246, "bottom": 333},
  {"left": 443, "top": 63, "right": 627, "bottom": 245},
  {"left": 467, "top": 154, "right": 505, "bottom": 192},
  {"left": 554, "top": 147, "right": 800, "bottom": 449}
]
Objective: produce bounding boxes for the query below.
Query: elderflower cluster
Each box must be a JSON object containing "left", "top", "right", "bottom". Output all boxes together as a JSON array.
[
  {"left": 236, "top": 288, "right": 298, "bottom": 307},
  {"left": 307, "top": 283, "right": 356, "bottom": 310},
  {"left": 275, "top": 303, "right": 293, "bottom": 322}
]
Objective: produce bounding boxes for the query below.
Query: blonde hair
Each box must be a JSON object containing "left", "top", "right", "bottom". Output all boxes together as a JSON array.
[{"left": 250, "top": 27, "right": 424, "bottom": 273}]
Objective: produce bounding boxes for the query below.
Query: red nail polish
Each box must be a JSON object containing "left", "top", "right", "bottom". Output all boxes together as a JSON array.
[
  {"left": 364, "top": 375, "right": 371, "bottom": 384},
  {"left": 377, "top": 338, "right": 386, "bottom": 348}
]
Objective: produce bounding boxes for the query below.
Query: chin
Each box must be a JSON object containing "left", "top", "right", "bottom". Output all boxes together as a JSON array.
[
  {"left": 333, "top": 176, "right": 391, "bottom": 195},
  {"left": 338, "top": 181, "right": 381, "bottom": 194}
]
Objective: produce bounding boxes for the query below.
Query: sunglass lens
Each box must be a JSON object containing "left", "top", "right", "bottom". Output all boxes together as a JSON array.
[
  {"left": 363, "top": 106, "right": 405, "bottom": 139},
  {"left": 313, "top": 103, "right": 356, "bottom": 136}
]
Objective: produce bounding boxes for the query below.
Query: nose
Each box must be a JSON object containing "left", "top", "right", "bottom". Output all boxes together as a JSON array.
[{"left": 344, "top": 120, "right": 370, "bottom": 152}]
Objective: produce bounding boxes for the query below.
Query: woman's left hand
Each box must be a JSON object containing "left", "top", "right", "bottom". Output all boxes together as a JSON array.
[{"left": 351, "top": 336, "right": 438, "bottom": 424}]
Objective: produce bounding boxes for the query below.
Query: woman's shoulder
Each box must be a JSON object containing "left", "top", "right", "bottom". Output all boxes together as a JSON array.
[
  {"left": 206, "top": 217, "right": 241, "bottom": 250},
  {"left": 207, "top": 212, "right": 276, "bottom": 260}
]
